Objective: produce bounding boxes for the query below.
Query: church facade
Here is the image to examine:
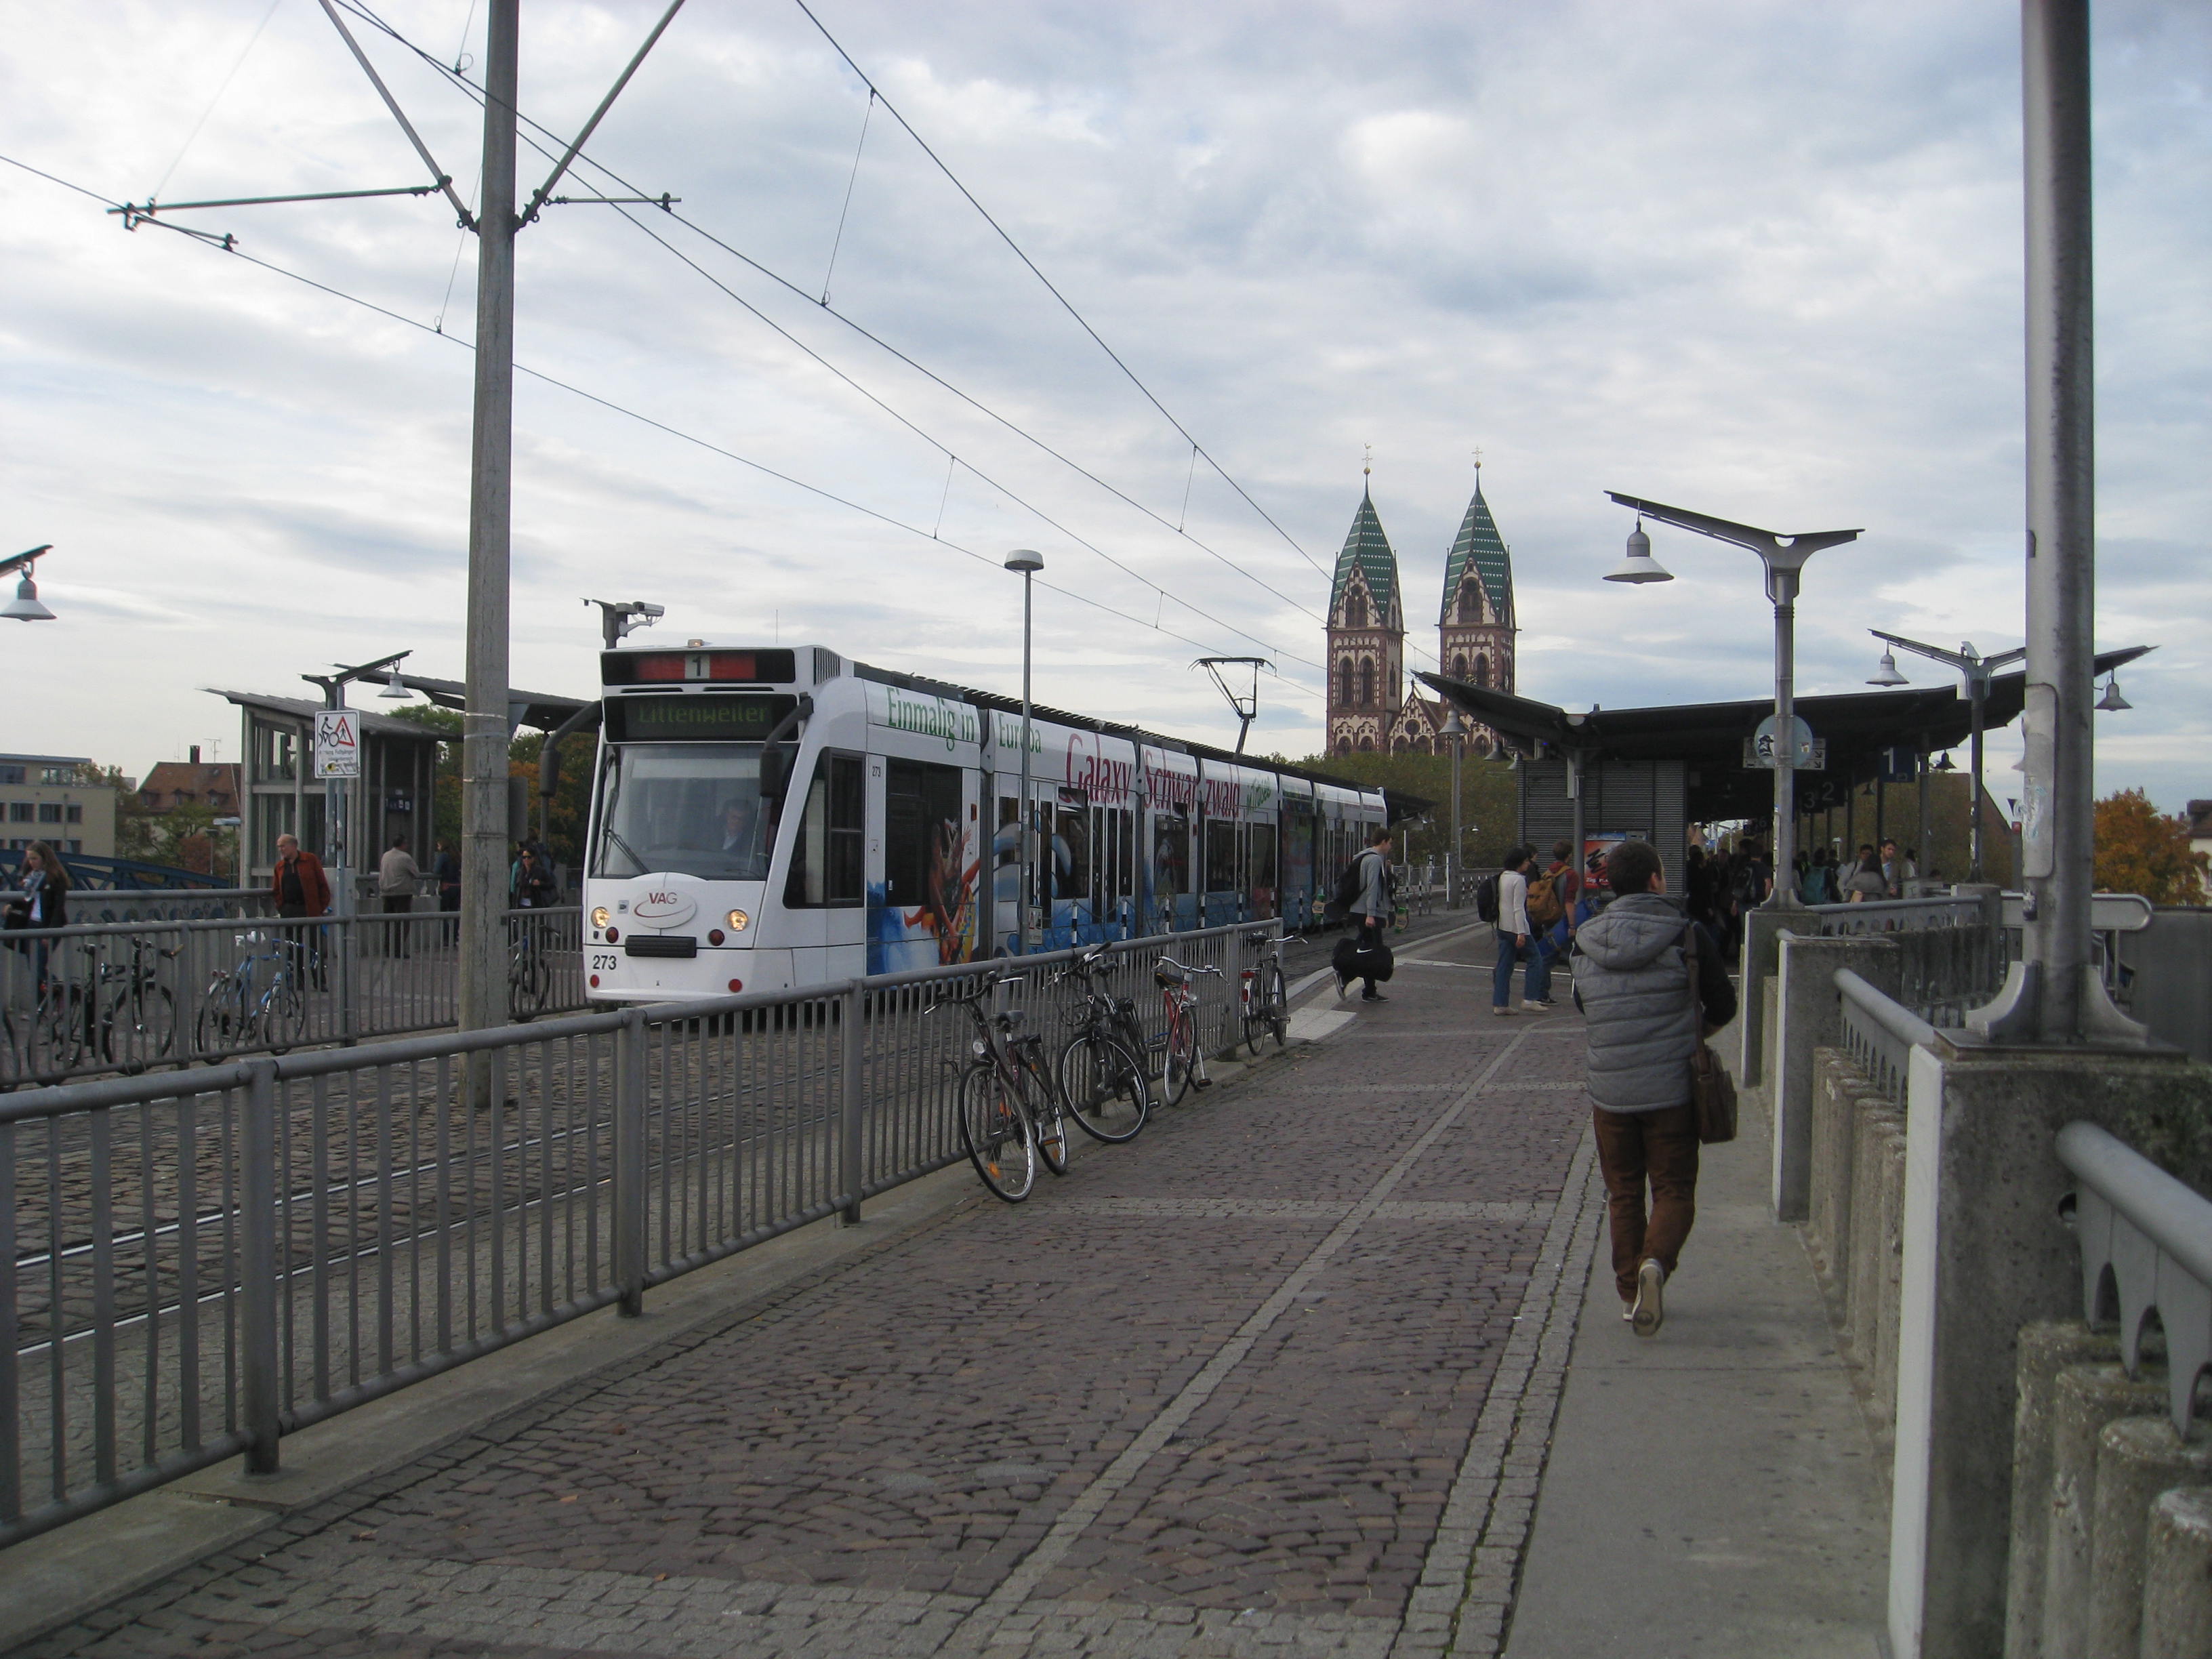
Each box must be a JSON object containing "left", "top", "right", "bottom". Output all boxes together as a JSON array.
[{"left": 1324, "top": 473, "right": 1517, "bottom": 756}]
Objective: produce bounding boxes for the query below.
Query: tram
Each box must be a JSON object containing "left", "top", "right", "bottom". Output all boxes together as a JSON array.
[{"left": 579, "top": 643, "right": 1388, "bottom": 1002}]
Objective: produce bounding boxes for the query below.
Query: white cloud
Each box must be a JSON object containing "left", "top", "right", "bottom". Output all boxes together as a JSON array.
[{"left": 0, "top": 0, "right": 2202, "bottom": 809}]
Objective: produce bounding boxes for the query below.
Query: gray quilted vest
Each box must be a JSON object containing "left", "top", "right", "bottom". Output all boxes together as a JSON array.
[{"left": 1572, "top": 894, "right": 1697, "bottom": 1114}]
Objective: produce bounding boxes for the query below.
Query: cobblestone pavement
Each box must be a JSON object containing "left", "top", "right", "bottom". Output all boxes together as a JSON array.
[{"left": 16, "top": 942, "right": 1605, "bottom": 1659}]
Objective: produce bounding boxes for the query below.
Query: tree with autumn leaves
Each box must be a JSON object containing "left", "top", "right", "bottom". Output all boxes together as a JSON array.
[{"left": 2093, "top": 789, "right": 2208, "bottom": 904}]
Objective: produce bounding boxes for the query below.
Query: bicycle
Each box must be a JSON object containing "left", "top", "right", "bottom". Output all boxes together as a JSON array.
[
  {"left": 196, "top": 930, "right": 306, "bottom": 1056},
  {"left": 508, "top": 914, "right": 551, "bottom": 1021},
  {"left": 96, "top": 935, "right": 178, "bottom": 1071},
  {"left": 1153, "top": 954, "right": 1221, "bottom": 1107},
  {"left": 1049, "top": 945, "right": 1152, "bottom": 1144},
  {"left": 939, "top": 972, "right": 1069, "bottom": 1202},
  {"left": 1237, "top": 929, "right": 1290, "bottom": 1057}
]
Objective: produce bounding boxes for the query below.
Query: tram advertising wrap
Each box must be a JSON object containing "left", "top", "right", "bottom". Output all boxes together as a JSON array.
[{"left": 581, "top": 644, "right": 1387, "bottom": 1002}]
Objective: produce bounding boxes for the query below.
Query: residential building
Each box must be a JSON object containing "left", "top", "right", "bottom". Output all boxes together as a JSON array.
[{"left": 0, "top": 753, "right": 119, "bottom": 857}]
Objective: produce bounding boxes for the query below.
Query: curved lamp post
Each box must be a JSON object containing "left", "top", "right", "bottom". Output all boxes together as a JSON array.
[
  {"left": 1604, "top": 493, "right": 1861, "bottom": 906},
  {"left": 1005, "top": 549, "right": 1044, "bottom": 950},
  {"left": 1864, "top": 631, "right": 2024, "bottom": 882},
  {"left": 2, "top": 546, "right": 58, "bottom": 621}
]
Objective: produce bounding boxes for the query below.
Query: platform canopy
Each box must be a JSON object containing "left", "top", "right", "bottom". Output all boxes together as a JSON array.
[{"left": 1418, "top": 646, "right": 2150, "bottom": 823}]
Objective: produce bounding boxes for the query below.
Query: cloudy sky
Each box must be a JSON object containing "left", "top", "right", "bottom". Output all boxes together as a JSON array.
[{"left": 3, "top": 1, "right": 2205, "bottom": 811}]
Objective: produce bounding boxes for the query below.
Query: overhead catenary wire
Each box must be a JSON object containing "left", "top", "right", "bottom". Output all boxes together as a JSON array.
[
  {"left": 785, "top": 0, "right": 1335, "bottom": 583},
  {"left": 321, "top": 0, "right": 1338, "bottom": 637},
  {"left": 0, "top": 150, "right": 1323, "bottom": 703}
]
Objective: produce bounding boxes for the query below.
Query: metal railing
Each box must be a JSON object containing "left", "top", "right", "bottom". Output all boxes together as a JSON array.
[
  {"left": 1835, "top": 968, "right": 1936, "bottom": 1105},
  {"left": 2, "top": 910, "right": 586, "bottom": 1088},
  {"left": 2057, "top": 1120, "right": 2212, "bottom": 1439},
  {"left": 0, "top": 918, "right": 1273, "bottom": 1548},
  {"left": 1803, "top": 893, "right": 2001, "bottom": 1026}
]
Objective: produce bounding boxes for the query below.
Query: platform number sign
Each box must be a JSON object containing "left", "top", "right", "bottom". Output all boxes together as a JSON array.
[{"left": 314, "top": 710, "right": 362, "bottom": 779}]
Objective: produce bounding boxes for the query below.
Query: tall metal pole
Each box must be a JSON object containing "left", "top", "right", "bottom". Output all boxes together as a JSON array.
[
  {"left": 1767, "top": 567, "right": 1801, "bottom": 905},
  {"left": 1448, "top": 729, "right": 1462, "bottom": 907},
  {"left": 1916, "top": 729, "right": 1931, "bottom": 887},
  {"left": 2019, "top": 0, "right": 2097, "bottom": 1040},
  {"left": 1967, "top": 674, "right": 1988, "bottom": 881},
  {"left": 459, "top": 0, "right": 518, "bottom": 1038},
  {"left": 1018, "top": 569, "right": 1034, "bottom": 951}
]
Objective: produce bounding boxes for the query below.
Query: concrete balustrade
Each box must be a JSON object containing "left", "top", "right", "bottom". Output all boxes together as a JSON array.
[
  {"left": 2041, "top": 1364, "right": 2171, "bottom": 1657},
  {"left": 2089, "top": 1418, "right": 2212, "bottom": 1658},
  {"left": 2141, "top": 1488, "right": 2212, "bottom": 1657},
  {"left": 2005, "top": 1321, "right": 2121, "bottom": 1657}
]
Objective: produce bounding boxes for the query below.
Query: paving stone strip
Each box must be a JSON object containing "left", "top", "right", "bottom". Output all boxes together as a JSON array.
[
  {"left": 1059, "top": 1199, "right": 1542, "bottom": 1223},
  {"left": 1389, "top": 1133, "right": 1602, "bottom": 1659},
  {"left": 940, "top": 1030, "right": 1540, "bottom": 1648}
]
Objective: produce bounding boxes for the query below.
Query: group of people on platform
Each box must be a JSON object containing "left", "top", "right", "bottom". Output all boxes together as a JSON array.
[{"left": 1681, "top": 835, "right": 1922, "bottom": 957}]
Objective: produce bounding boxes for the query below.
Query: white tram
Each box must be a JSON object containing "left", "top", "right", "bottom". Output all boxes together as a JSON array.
[{"left": 580, "top": 644, "right": 1387, "bottom": 1001}]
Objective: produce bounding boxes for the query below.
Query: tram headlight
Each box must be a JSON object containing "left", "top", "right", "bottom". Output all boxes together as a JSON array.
[
  {"left": 590, "top": 906, "right": 611, "bottom": 929},
  {"left": 726, "top": 909, "right": 750, "bottom": 933}
]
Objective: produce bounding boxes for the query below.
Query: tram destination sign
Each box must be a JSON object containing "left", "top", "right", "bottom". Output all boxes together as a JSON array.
[{"left": 607, "top": 693, "right": 797, "bottom": 743}]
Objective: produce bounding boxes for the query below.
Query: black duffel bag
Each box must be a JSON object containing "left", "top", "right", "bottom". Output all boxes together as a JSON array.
[{"left": 1332, "top": 931, "right": 1395, "bottom": 985}]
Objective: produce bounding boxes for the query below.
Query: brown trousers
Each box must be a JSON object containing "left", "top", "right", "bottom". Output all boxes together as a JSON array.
[{"left": 1591, "top": 1102, "right": 1700, "bottom": 1303}]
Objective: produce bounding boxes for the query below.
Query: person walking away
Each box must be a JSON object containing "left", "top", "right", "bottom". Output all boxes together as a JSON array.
[
  {"left": 1726, "top": 838, "right": 1772, "bottom": 958},
  {"left": 1801, "top": 847, "right": 1836, "bottom": 906},
  {"left": 378, "top": 834, "right": 420, "bottom": 959},
  {"left": 1572, "top": 839, "right": 1737, "bottom": 1335},
  {"left": 1842, "top": 848, "right": 1887, "bottom": 902},
  {"left": 1544, "top": 837, "right": 1584, "bottom": 947},
  {"left": 271, "top": 832, "right": 332, "bottom": 990},
  {"left": 1340, "top": 827, "right": 1395, "bottom": 1002},
  {"left": 1491, "top": 846, "right": 1552, "bottom": 1015},
  {"left": 434, "top": 840, "right": 460, "bottom": 943},
  {"left": 10, "top": 842, "right": 71, "bottom": 989}
]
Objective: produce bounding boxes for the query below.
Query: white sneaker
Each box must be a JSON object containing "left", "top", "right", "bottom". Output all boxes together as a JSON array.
[{"left": 1632, "top": 1258, "right": 1666, "bottom": 1337}]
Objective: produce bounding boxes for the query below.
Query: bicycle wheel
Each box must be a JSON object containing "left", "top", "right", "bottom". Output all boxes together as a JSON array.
[
  {"left": 31, "top": 984, "right": 89, "bottom": 1075},
  {"left": 101, "top": 981, "right": 176, "bottom": 1070},
  {"left": 259, "top": 978, "right": 306, "bottom": 1053},
  {"left": 1019, "top": 1043, "right": 1070, "bottom": 1176},
  {"left": 1240, "top": 977, "right": 1267, "bottom": 1057},
  {"left": 1057, "top": 1030, "right": 1151, "bottom": 1143},
  {"left": 1160, "top": 1010, "right": 1195, "bottom": 1107},
  {"left": 1260, "top": 962, "right": 1288, "bottom": 1049},
  {"left": 958, "top": 1062, "right": 1036, "bottom": 1202},
  {"left": 508, "top": 947, "right": 549, "bottom": 1021}
]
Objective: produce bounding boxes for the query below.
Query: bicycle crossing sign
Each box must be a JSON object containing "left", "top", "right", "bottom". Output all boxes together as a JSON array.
[{"left": 313, "top": 710, "right": 361, "bottom": 779}]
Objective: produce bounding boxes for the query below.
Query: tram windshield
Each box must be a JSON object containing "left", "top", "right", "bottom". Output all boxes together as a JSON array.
[{"left": 592, "top": 743, "right": 770, "bottom": 881}]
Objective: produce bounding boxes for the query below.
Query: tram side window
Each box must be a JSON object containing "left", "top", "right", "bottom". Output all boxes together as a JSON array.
[
  {"left": 1054, "top": 803, "right": 1090, "bottom": 907},
  {"left": 1152, "top": 811, "right": 1189, "bottom": 895},
  {"left": 1205, "top": 819, "right": 1237, "bottom": 891},
  {"left": 1249, "top": 823, "right": 1277, "bottom": 905},
  {"left": 884, "top": 760, "right": 963, "bottom": 909},
  {"left": 785, "top": 753, "right": 864, "bottom": 907}
]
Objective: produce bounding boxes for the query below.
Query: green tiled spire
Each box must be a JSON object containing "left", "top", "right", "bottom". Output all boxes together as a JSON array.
[
  {"left": 1329, "top": 485, "right": 1402, "bottom": 625},
  {"left": 1441, "top": 478, "right": 1512, "bottom": 627}
]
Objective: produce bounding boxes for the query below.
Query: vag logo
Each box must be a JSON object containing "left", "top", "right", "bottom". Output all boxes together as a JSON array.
[{"left": 631, "top": 890, "right": 699, "bottom": 926}]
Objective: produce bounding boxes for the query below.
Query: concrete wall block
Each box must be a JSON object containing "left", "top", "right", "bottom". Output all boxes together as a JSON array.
[
  {"left": 2041, "top": 1364, "right": 2168, "bottom": 1659},
  {"left": 1870, "top": 1121, "right": 1909, "bottom": 1437},
  {"left": 2139, "top": 1486, "right": 2212, "bottom": 1659},
  {"left": 2005, "top": 1320, "right": 2121, "bottom": 1659},
  {"left": 1889, "top": 1049, "right": 2212, "bottom": 1659},
  {"left": 1808, "top": 1048, "right": 1858, "bottom": 1284},
  {"left": 1845, "top": 1099, "right": 1904, "bottom": 1372},
  {"left": 2087, "top": 1420, "right": 2212, "bottom": 1659},
  {"left": 1774, "top": 933, "right": 1901, "bottom": 1224}
]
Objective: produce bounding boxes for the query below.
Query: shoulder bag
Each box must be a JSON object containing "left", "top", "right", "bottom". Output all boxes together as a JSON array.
[{"left": 1683, "top": 923, "right": 1738, "bottom": 1145}]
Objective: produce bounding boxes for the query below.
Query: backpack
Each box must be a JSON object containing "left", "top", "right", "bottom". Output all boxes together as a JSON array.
[
  {"left": 1525, "top": 873, "right": 1563, "bottom": 928},
  {"left": 1326, "top": 853, "right": 1366, "bottom": 922},
  {"left": 1729, "top": 857, "right": 1763, "bottom": 907},
  {"left": 1475, "top": 873, "right": 1499, "bottom": 924}
]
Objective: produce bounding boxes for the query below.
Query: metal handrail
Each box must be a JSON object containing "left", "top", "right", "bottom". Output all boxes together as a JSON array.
[
  {"left": 2055, "top": 1120, "right": 2212, "bottom": 1439},
  {"left": 0, "top": 916, "right": 1277, "bottom": 1549},
  {"left": 1833, "top": 968, "right": 1933, "bottom": 1105},
  {"left": 1835, "top": 969, "right": 1938, "bottom": 1048}
]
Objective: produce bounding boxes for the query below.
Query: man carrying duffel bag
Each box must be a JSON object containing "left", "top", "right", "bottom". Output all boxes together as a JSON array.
[{"left": 1332, "top": 827, "right": 1397, "bottom": 1003}]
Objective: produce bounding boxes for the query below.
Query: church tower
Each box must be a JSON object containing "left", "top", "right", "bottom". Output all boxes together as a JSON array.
[
  {"left": 1438, "top": 466, "right": 1515, "bottom": 694},
  {"left": 1324, "top": 474, "right": 1406, "bottom": 756}
]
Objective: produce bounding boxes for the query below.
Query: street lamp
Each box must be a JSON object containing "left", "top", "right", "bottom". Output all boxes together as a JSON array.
[
  {"left": 1864, "top": 631, "right": 2024, "bottom": 882},
  {"left": 585, "top": 598, "right": 665, "bottom": 651},
  {"left": 1605, "top": 493, "right": 1862, "bottom": 906},
  {"left": 2093, "top": 673, "right": 2130, "bottom": 712},
  {"left": 1440, "top": 708, "right": 1467, "bottom": 907},
  {"left": 1005, "top": 549, "right": 1044, "bottom": 951},
  {"left": 2, "top": 546, "right": 58, "bottom": 622}
]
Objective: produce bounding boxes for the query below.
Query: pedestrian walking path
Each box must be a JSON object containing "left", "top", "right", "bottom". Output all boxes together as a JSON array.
[{"left": 7, "top": 923, "right": 1886, "bottom": 1659}]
